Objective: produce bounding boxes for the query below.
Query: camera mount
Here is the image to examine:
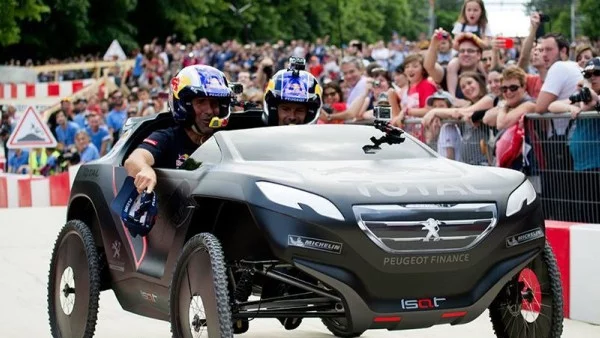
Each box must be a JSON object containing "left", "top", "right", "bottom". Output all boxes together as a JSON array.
[{"left": 362, "top": 119, "right": 405, "bottom": 154}]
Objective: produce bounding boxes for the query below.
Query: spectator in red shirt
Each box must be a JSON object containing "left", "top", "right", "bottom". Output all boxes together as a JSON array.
[
  {"left": 398, "top": 53, "right": 437, "bottom": 120},
  {"left": 308, "top": 56, "right": 324, "bottom": 78}
]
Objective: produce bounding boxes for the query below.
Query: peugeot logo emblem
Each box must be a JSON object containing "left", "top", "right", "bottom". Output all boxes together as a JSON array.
[{"left": 420, "top": 218, "right": 442, "bottom": 242}]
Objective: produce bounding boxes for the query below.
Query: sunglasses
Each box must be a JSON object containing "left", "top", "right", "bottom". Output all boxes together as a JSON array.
[
  {"left": 500, "top": 85, "right": 521, "bottom": 93},
  {"left": 324, "top": 91, "right": 337, "bottom": 97},
  {"left": 459, "top": 48, "right": 478, "bottom": 55},
  {"left": 583, "top": 70, "right": 600, "bottom": 79}
]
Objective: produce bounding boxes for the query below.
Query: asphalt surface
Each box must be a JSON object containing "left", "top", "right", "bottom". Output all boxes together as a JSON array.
[{"left": 1, "top": 206, "right": 599, "bottom": 337}]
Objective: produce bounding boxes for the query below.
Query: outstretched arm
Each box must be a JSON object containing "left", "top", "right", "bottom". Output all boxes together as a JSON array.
[{"left": 124, "top": 148, "right": 157, "bottom": 193}]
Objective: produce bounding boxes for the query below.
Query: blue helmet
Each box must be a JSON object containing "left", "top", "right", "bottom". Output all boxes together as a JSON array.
[
  {"left": 168, "top": 65, "right": 234, "bottom": 127},
  {"left": 263, "top": 69, "right": 323, "bottom": 126}
]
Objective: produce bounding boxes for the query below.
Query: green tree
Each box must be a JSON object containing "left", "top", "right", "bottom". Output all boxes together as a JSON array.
[
  {"left": 435, "top": 0, "right": 462, "bottom": 29},
  {"left": 579, "top": 0, "right": 600, "bottom": 39},
  {"left": 87, "top": 0, "right": 138, "bottom": 53},
  {"left": 0, "top": 0, "right": 50, "bottom": 47},
  {"left": 525, "top": 0, "right": 571, "bottom": 38}
]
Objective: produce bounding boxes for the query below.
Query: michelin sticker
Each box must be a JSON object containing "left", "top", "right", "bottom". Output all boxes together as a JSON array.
[
  {"left": 506, "top": 227, "right": 544, "bottom": 248},
  {"left": 288, "top": 235, "right": 343, "bottom": 254}
]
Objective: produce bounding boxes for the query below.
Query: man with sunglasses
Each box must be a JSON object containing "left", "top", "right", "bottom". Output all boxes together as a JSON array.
[{"left": 489, "top": 66, "right": 536, "bottom": 170}]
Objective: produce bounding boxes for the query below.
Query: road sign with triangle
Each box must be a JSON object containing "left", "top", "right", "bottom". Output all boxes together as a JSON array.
[
  {"left": 7, "top": 106, "right": 57, "bottom": 149},
  {"left": 103, "top": 39, "right": 127, "bottom": 61}
]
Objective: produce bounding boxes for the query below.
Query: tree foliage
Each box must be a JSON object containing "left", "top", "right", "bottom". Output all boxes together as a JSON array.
[
  {"left": 0, "top": 0, "right": 50, "bottom": 47},
  {"left": 579, "top": 0, "right": 600, "bottom": 40},
  {"left": 2, "top": 0, "right": 599, "bottom": 62}
]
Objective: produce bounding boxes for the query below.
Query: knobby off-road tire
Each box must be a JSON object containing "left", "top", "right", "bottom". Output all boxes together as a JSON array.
[
  {"left": 489, "top": 240, "right": 564, "bottom": 338},
  {"left": 169, "top": 233, "right": 233, "bottom": 338},
  {"left": 322, "top": 317, "right": 365, "bottom": 338},
  {"left": 48, "top": 220, "right": 102, "bottom": 338}
]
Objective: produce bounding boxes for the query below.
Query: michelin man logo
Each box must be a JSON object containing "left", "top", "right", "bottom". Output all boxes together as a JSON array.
[{"left": 421, "top": 218, "right": 442, "bottom": 242}]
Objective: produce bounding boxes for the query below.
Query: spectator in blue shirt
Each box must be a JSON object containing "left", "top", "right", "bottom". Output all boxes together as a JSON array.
[
  {"left": 85, "top": 113, "right": 112, "bottom": 156},
  {"left": 8, "top": 148, "right": 29, "bottom": 174},
  {"left": 73, "top": 98, "right": 91, "bottom": 129},
  {"left": 75, "top": 130, "right": 100, "bottom": 164},
  {"left": 54, "top": 110, "right": 80, "bottom": 148},
  {"left": 105, "top": 91, "right": 128, "bottom": 140}
]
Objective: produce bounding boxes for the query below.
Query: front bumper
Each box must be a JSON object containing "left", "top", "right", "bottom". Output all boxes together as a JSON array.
[{"left": 249, "top": 199, "right": 545, "bottom": 331}]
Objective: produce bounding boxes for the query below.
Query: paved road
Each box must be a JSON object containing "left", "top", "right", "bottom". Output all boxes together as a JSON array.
[{"left": 1, "top": 207, "right": 598, "bottom": 337}]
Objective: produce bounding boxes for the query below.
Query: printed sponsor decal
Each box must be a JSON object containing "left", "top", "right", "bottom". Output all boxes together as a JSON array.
[
  {"left": 143, "top": 138, "right": 158, "bottom": 146},
  {"left": 140, "top": 290, "right": 158, "bottom": 303},
  {"left": 400, "top": 297, "right": 446, "bottom": 310},
  {"left": 506, "top": 227, "right": 544, "bottom": 248},
  {"left": 288, "top": 235, "right": 343, "bottom": 254},
  {"left": 383, "top": 253, "right": 470, "bottom": 266}
]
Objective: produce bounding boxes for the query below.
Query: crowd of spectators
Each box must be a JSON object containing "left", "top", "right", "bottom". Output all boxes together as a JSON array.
[{"left": 1, "top": 0, "right": 599, "bottom": 222}]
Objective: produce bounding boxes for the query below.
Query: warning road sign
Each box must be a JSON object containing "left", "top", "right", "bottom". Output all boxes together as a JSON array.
[{"left": 7, "top": 106, "right": 57, "bottom": 149}]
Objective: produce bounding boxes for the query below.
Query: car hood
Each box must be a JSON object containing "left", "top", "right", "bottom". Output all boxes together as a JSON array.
[{"left": 212, "top": 157, "right": 524, "bottom": 204}]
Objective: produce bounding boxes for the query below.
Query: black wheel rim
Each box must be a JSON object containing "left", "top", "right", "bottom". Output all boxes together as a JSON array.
[
  {"left": 54, "top": 230, "right": 91, "bottom": 337},
  {"left": 177, "top": 247, "right": 220, "bottom": 338},
  {"left": 497, "top": 254, "right": 553, "bottom": 337}
]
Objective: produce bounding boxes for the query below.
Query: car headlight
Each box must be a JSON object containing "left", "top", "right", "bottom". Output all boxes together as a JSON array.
[
  {"left": 256, "top": 181, "right": 344, "bottom": 221},
  {"left": 505, "top": 179, "right": 537, "bottom": 217}
]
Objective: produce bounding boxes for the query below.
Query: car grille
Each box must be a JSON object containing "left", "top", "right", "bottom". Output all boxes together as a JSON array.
[{"left": 352, "top": 203, "right": 497, "bottom": 253}]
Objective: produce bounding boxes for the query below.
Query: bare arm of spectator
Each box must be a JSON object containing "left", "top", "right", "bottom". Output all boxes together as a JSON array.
[
  {"left": 335, "top": 83, "right": 372, "bottom": 121},
  {"left": 256, "top": 58, "right": 273, "bottom": 91},
  {"left": 491, "top": 40, "right": 501, "bottom": 71},
  {"left": 389, "top": 88, "right": 402, "bottom": 121},
  {"left": 423, "top": 29, "right": 446, "bottom": 85},
  {"left": 547, "top": 98, "right": 597, "bottom": 119},
  {"left": 517, "top": 12, "right": 540, "bottom": 71},
  {"left": 482, "top": 107, "right": 500, "bottom": 127},
  {"left": 422, "top": 108, "right": 462, "bottom": 127},
  {"left": 534, "top": 91, "right": 558, "bottom": 114},
  {"left": 459, "top": 95, "right": 495, "bottom": 116},
  {"left": 445, "top": 58, "right": 460, "bottom": 97},
  {"left": 124, "top": 149, "right": 157, "bottom": 193},
  {"left": 405, "top": 106, "right": 431, "bottom": 118},
  {"left": 497, "top": 101, "right": 535, "bottom": 129}
]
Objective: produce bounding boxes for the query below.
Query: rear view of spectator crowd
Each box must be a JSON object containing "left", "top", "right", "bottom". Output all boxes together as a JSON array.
[{"left": 1, "top": 0, "right": 599, "bottom": 222}]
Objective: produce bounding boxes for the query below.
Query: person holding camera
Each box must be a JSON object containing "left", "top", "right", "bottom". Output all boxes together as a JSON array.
[
  {"left": 317, "top": 82, "right": 347, "bottom": 124},
  {"left": 547, "top": 57, "right": 600, "bottom": 223},
  {"left": 339, "top": 67, "right": 396, "bottom": 123}
]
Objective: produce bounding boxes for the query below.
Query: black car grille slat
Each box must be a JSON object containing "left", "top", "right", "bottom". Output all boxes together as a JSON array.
[{"left": 352, "top": 203, "right": 498, "bottom": 253}]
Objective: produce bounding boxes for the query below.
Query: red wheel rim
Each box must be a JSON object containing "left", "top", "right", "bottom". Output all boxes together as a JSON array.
[{"left": 518, "top": 267, "right": 542, "bottom": 321}]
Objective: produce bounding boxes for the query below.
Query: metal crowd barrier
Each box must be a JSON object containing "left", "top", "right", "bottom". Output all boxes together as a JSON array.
[
  {"left": 397, "top": 112, "right": 600, "bottom": 224},
  {"left": 524, "top": 112, "right": 600, "bottom": 224}
]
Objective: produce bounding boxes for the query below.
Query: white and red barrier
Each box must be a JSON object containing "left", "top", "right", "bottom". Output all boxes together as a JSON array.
[
  {"left": 0, "top": 165, "right": 79, "bottom": 208},
  {"left": 545, "top": 221, "right": 600, "bottom": 325},
  {"left": 0, "top": 79, "right": 95, "bottom": 100}
]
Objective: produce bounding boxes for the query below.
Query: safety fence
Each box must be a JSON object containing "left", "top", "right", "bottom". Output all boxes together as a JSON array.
[{"left": 398, "top": 112, "right": 600, "bottom": 225}]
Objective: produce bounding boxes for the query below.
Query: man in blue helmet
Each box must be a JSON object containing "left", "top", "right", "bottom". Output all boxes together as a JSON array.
[
  {"left": 263, "top": 59, "right": 323, "bottom": 126},
  {"left": 124, "top": 65, "right": 234, "bottom": 193}
]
